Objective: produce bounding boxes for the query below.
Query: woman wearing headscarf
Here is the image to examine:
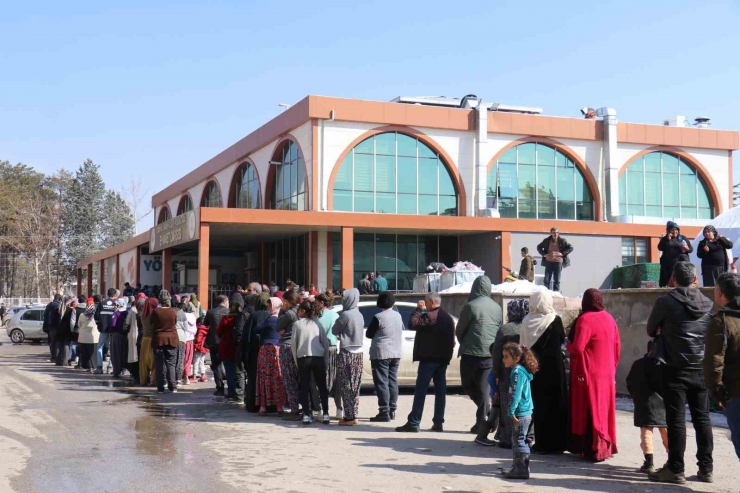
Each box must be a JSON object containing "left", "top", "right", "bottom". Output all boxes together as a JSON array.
[
  {"left": 125, "top": 294, "right": 146, "bottom": 384},
  {"left": 56, "top": 298, "right": 78, "bottom": 366},
  {"left": 697, "top": 225, "right": 734, "bottom": 287},
  {"left": 173, "top": 296, "right": 189, "bottom": 386},
  {"left": 139, "top": 297, "right": 159, "bottom": 386},
  {"left": 254, "top": 297, "right": 287, "bottom": 415},
  {"left": 479, "top": 299, "right": 530, "bottom": 448},
  {"left": 567, "top": 289, "right": 621, "bottom": 461},
  {"left": 181, "top": 302, "right": 198, "bottom": 385},
  {"left": 150, "top": 290, "right": 180, "bottom": 393},
  {"left": 658, "top": 221, "right": 693, "bottom": 287},
  {"left": 243, "top": 292, "right": 271, "bottom": 412},
  {"left": 109, "top": 297, "right": 130, "bottom": 377},
  {"left": 520, "top": 290, "right": 568, "bottom": 454},
  {"left": 77, "top": 299, "right": 99, "bottom": 372}
]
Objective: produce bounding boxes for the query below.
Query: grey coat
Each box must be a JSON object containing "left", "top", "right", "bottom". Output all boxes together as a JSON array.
[
  {"left": 332, "top": 288, "right": 365, "bottom": 350},
  {"left": 366, "top": 309, "right": 403, "bottom": 360}
]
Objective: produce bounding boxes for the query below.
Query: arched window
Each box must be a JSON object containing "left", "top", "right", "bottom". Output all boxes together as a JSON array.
[
  {"left": 201, "top": 181, "right": 222, "bottom": 208},
  {"left": 487, "top": 142, "right": 594, "bottom": 220},
  {"left": 332, "top": 132, "right": 458, "bottom": 215},
  {"left": 157, "top": 206, "right": 171, "bottom": 224},
  {"left": 177, "top": 194, "right": 193, "bottom": 215},
  {"left": 270, "top": 140, "right": 306, "bottom": 210},
  {"left": 232, "top": 162, "right": 261, "bottom": 209},
  {"left": 619, "top": 151, "right": 713, "bottom": 219}
]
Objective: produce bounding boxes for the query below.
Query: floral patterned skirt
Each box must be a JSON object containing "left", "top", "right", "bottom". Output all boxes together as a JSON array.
[{"left": 256, "top": 345, "right": 287, "bottom": 409}]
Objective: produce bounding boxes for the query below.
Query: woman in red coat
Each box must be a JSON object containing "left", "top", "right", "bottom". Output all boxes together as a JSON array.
[{"left": 567, "top": 288, "right": 621, "bottom": 461}]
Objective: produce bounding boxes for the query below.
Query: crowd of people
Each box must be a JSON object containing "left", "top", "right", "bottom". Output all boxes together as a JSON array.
[{"left": 33, "top": 263, "right": 739, "bottom": 484}]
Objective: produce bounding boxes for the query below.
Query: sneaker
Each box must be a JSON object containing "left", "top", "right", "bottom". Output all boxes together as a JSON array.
[
  {"left": 170, "top": 388, "right": 178, "bottom": 393},
  {"left": 697, "top": 471, "right": 713, "bottom": 483},
  {"left": 648, "top": 466, "right": 686, "bottom": 484},
  {"left": 199, "top": 376, "right": 207, "bottom": 383},
  {"left": 335, "top": 409, "right": 344, "bottom": 420},
  {"left": 322, "top": 414, "right": 331, "bottom": 425},
  {"left": 431, "top": 424, "right": 444, "bottom": 433},
  {"left": 395, "top": 423, "right": 420, "bottom": 433},
  {"left": 302, "top": 415, "right": 313, "bottom": 425},
  {"left": 93, "top": 368, "right": 104, "bottom": 375},
  {"left": 182, "top": 379, "right": 190, "bottom": 386},
  {"left": 639, "top": 461, "right": 655, "bottom": 474},
  {"left": 475, "top": 437, "right": 497, "bottom": 447},
  {"left": 339, "top": 418, "right": 358, "bottom": 426},
  {"left": 369, "top": 413, "right": 391, "bottom": 423}
]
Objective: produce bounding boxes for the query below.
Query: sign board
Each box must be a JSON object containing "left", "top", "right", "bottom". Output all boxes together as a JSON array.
[
  {"left": 149, "top": 209, "right": 199, "bottom": 253},
  {"left": 140, "top": 254, "right": 163, "bottom": 286}
]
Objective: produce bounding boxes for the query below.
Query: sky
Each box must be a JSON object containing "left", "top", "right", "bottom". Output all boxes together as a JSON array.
[{"left": 1, "top": 0, "right": 739, "bottom": 232}]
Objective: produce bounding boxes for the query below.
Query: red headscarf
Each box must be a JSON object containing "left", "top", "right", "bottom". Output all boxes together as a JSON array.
[
  {"left": 141, "top": 297, "right": 159, "bottom": 318},
  {"left": 581, "top": 288, "right": 604, "bottom": 312}
]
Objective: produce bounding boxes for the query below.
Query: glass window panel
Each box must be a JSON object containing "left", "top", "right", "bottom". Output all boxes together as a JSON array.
[
  {"left": 397, "top": 134, "right": 417, "bottom": 157},
  {"left": 283, "top": 164, "right": 291, "bottom": 202},
  {"left": 576, "top": 172, "right": 592, "bottom": 202},
  {"left": 297, "top": 157, "right": 305, "bottom": 195},
  {"left": 486, "top": 164, "right": 497, "bottom": 202},
  {"left": 354, "top": 234, "right": 375, "bottom": 276},
  {"left": 499, "top": 147, "right": 517, "bottom": 164},
  {"left": 557, "top": 200, "right": 575, "bottom": 220},
  {"left": 419, "top": 236, "right": 438, "bottom": 270},
  {"left": 681, "top": 206, "right": 697, "bottom": 219},
  {"left": 518, "top": 165, "right": 536, "bottom": 201},
  {"left": 289, "top": 142, "right": 297, "bottom": 162},
  {"left": 275, "top": 167, "right": 283, "bottom": 204},
  {"left": 537, "top": 144, "right": 555, "bottom": 166},
  {"left": 636, "top": 239, "right": 648, "bottom": 256},
  {"left": 397, "top": 156, "right": 417, "bottom": 194},
  {"left": 645, "top": 173, "right": 662, "bottom": 206},
  {"left": 290, "top": 159, "right": 298, "bottom": 198},
  {"left": 375, "top": 234, "right": 396, "bottom": 274},
  {"left": 576, "top": 202, "right": 594, "bottom": 220},
  {"left": 662, "top": 153, "right": 679, "bottom": 173},
  {"left": 518, "top": 143, "right": 536, "bottom": 165},
  {"left": 698, "top": 181, "right": 711, "bottom": 208},
  {"left": 627, "top": 172, "right": 644, "bottom": 205},
  {"left": 439, "top": 236, "right": 458, "bottom": 267},
  {"left": 698, "top": 208, "right": 712, "bottom": 219},
  {"left": 418, "top": 141, "right": 436, "bottom": 159},
  {"left": 418, "top": 158, "right": 438, "bottom": 194},
  {"left": 663, "top": 174, "right": 679, "bottom": 207},
  {"left": 499, "top": 164, "right": 518, "bottom": 197},
  {"left": 397, "top": 235, "right": 417, "bottom": 275},
  {"left": 418, "top": 195, "right": 438, "bottom": 216},
  {"left": 376, "top": 192, "right": 396, "bottom": 214},
  {"left": 630, "top": 157, "right": 644, "bottom": 172},
  {"left": 621, "top": 238, "right": 635, "bottom": 256},
  {"left": 499, "top": 198, "right": 516, "bottom": 218},
  {"left": 439, "top": 195, "right": 457, "bottom": 216},
  {"left": 354, "top": 154, "right": 374, "bottom": 191},
  {"left": 397, "top": 194, "right": 416, "bottom": 215},
  {"left": 375, "top": 133, "right": 396, "bottom": 156},
  {"left": 681, "top": 177, "right": 697, "bottom": 206},
  {"left": 619, "top": 176, "right": 626, "bottom": 208},
  {"left": 646, "top": 205, "right": 662, "bottom": 217},
  {"left": 558, "top": 166, "right": 575, "bottom": 201},
  {"left": 537, "top": 165, "right": 555, "bottom": 201},
  {"left": 679, "top": 159, "right": 695, "bottom": 175},
  {"left": 518, "top": 199, "right": 536, "bottom": 219},
  {"left": 664, "top": 206, "right": 679, "bottom": 218},
  {"left": 439, "top": 165, "right": 456, "bottom": 196},
  {"left": 538, "top": 200, "right": 556, "bottom": 219},
  {"left": 375, "top": 155, "right": 395, "bottom": 192},
  {"left": 355, "top": 137, "right": 374, "bottom": 154},
  {"left": 354, "top": 191, "right": 373, "bottom": 212},
  {"left": 333, "top": 189, "right": 352, "bottom": 211},
  {"left": 645, "top": 153, "right": 661, "bottom": 172}
]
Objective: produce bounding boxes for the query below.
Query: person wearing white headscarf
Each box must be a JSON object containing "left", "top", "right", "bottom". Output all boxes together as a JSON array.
[{"left": 520, "top": 290, "right": 568, "bottom": 454}]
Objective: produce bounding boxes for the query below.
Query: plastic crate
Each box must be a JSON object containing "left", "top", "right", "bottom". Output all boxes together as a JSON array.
[{"left": 611, "top": 263, "right": 660, "bottom": 289}]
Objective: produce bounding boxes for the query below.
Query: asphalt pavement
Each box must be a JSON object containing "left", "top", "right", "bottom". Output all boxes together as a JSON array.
[{"left": 0, "top": 334, "right": 737, "bottom": 493}]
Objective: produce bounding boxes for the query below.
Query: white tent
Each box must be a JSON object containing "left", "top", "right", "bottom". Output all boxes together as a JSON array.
[{"left": 689, "top": 206, "right": 740, "bottom": 285}]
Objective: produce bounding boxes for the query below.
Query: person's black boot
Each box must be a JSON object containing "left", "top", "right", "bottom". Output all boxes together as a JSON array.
[
  {"left": 395, "top": 423, "right": 420, "bottom": 433},
  {"left": 213, "top": 387, "right": 225, "bottom": 397},
  {"left": 640, "top": 454, "right": 655, "bottom": 474},
  {"left": 502, "top": 453, "right": 530, "bottom": 479},
  {"left": 370, "top": 412, "right": 391, "bottom": 422}
]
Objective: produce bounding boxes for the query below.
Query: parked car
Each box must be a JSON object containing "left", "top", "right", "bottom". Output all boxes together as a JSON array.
[
  {"left": 332, "top": 301, "right": 461, "bottom": 387},
  {"left": 5, "top": 307, "right": 48, "bottom": 344}
]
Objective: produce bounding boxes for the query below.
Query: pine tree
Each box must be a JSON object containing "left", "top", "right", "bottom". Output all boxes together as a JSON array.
[
  {"left": 100, "top": 190, "right": 135, "bottom": 248},
  {"left": 62, "top": 159, "right": 105, "bottom": 275}
]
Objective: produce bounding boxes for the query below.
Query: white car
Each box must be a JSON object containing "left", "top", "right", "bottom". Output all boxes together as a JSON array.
[
  {"left": 5, "top": 307, "right": 48, "bottom": 344},
  {"left": 332, "top": 301, "right": 461, "bottom": 387}
]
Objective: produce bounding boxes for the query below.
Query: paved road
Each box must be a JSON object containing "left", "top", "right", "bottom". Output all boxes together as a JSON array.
[{"left": 0, "top": 336, "right": 737, "bottom": 493}]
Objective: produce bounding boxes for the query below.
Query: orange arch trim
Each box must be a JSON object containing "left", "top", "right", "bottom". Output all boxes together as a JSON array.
[
  {"left": 485, "top": 137, "right": 603, "bottom": 222},
  {"left": 616, "top": 146, "right": 724, "bottom": 216},
  {"left": 326, "top": 125, "right": 468, "bottom": 216},
  {"left": 264, "top": 135, "right": 310, "bottom": 210},
  {"left": 199, "top": 179, "right": 224, "bottom": 208},
  {"left": 227, "top": 159, "right": 263, "bottom": 209}
]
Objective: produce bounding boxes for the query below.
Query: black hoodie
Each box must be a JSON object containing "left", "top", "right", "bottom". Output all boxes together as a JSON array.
[{"left": 647, "top": 287, "right": 713, "bottom": 369}]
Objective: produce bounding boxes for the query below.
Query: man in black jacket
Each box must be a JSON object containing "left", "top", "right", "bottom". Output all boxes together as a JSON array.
[
  {"left": 43, "top": 294, "right": 63, "bottom": 361},
  {"left": 204, "top": 295, "right": 230, "bottom": 396},
  {"left": 646, "top": 262, "right": 714, "bottom": 484},
  {"left": 93, "top": 288, "right": 118, "bottom": 374},
  {"left": 396, "top": 292, "right": 456, "bottom": 433},
  {"left": 536, "top": 227, "right": 573, "bottom": 293}
]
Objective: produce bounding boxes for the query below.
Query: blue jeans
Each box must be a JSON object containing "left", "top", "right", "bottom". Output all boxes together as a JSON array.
[
  {"left": 96, "top": 332, "right": 110, "bottom": 368},
  {"left": 544, "top": 261, "right": 562, "bottom": 292},
  {"left": 512, "top": 414, "right": 532, "bottom": 454},
  {"left": 727, "top": 398, "right": 740, "bottom": 460},
  {"left": 407, "top": 362, "right": 447, "bottom": 426}
]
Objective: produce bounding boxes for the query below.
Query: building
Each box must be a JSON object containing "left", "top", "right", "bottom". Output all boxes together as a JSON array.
[{"left": 75, "top": 94, "right": 739, "bottom": 299}]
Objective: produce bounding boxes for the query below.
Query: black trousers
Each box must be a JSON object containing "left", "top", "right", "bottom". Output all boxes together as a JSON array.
[
  {"left": 77, "top": 343, "right": 96, "bottom": 370},
  {"left": 298, "top": 357, "right": 329, "bottom": 416},
  {"left": 110, "top": 333, "right": 128, "bottom": 376},
  {"left": 701, "top": 264, "right": 725, "bottom": 287},
  {"left": 371, "top": 358, "right": 400, "bottom": 414},
  {"left": 154, "top": 345, "right": 178, "bottom": 391},
  {"left": 207, "top": 344, "right": 226, "bottom": 390},
  {"left": 661, "top": 366, "right": 714, "bottom": 474},
  {"left": 54, "top": 338, "right": 71, "bottom": 366},
  {"left": 460, "top": 354, "right": 492, "bottom": 424},
  {"left": 48, "top": 329, "right": 58, "bottom": 360}
]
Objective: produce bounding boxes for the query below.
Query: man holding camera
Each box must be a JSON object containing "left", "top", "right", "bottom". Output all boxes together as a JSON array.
[{"left": 705, "top": 272, "right": 740, "bottom": 460}]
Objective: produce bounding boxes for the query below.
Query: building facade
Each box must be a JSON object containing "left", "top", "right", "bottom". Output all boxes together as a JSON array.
[{"left": 76, "top": 95, "right": 739, "bottom": 299}]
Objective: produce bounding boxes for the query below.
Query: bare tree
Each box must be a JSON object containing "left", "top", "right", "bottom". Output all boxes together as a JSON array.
[{"left": 121, "top": 176, "right": 151, "bottom": 233}]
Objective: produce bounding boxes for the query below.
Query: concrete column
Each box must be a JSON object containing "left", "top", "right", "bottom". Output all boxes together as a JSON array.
[
  {"left": 500, "top": 232, "right": 511, "bottom": 283},
  {"left": 310, "top": 231, "right": 319, "bottom": 288},
  {"left": 76, "top": 268, "right": 82, "bottom": 298},
  {"left": 340, "top": 227, "right": 354, "bottom": 290},
  {"left": 474, "top": 103, "right": 490, "bottom": 215},
  {"left": 162, "top": 249, "right": 172, "bottom": 292},
  {"left": 99, "top": 260, "right": 106, "bottom": 296},
  {"left": 115, "top": 254, "right": 120, "bottom": 292},
  {"left": 86, "top": 264, "right": 93, "bottom": 297},
  {"left": 135, "top": 247, "right": 141, "bottom": 287},
  {"left": 198, "top": 223, "right": 210, "bottom": 307},
  {"left": 601, "top": 108, "right": 619, "bottom": 220}
]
